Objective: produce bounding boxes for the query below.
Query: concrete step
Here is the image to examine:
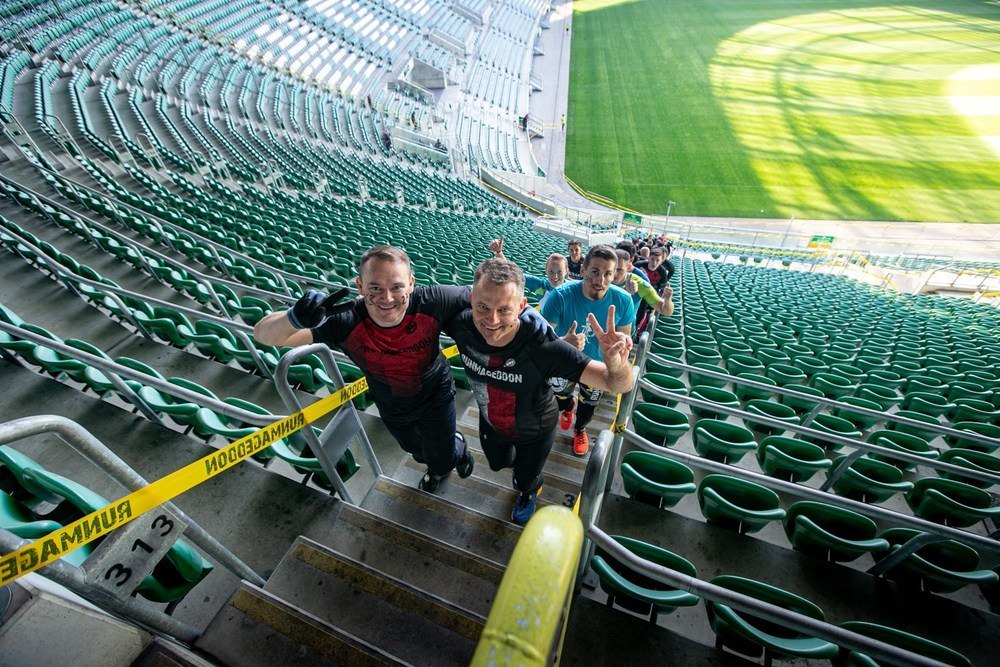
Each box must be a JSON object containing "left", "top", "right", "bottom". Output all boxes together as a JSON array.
[
  {"left": 361, "top": 476, "right": 522, "bottom": 564},
  {"left": 395, "top": 455, "right": 580, "bottom": 518},
  {"left": 325, "top": 502, "right": 504, "bottom": 616},
  {"left": 458, "top": 403, "right": 614, "bottom": 464},
  {"left": 263, "top": 536, "right": 483, "bottom": 665},
  {"left": 196, "top": 582, "right": 403, "bottom": 667}
]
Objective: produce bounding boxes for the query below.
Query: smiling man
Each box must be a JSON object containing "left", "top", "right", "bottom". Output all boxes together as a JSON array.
[
  {"left": 541, "top": 245, "right": 637, "bottom": 456},
  {"left": 253, "top": 245, "right": 474, "bottom": 493},
  {"left": 445, "top": 258, "right": 634, "bottom": 523}
]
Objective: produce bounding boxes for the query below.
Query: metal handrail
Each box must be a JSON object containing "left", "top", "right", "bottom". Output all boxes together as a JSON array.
[
  {"left": 0, "top": 414, "right": 273, "bottom": 642},
  {"left": 621, "top": 428, "right": 999, "bottom": 554},
  {"left": 0, "top": 529, "right": 200, "bottom": 642},
  {"left": 642, "top": 352, "right": 1000, "bottom": 451},
  {"left": 271, "top": 343, "right": 383, "bottom": 503},
  {"left": 636, "top": 378, "right": 1000, "bottom": 487},
  {"left": 585, "top": 526, "right": 949, "bottom": 667}
]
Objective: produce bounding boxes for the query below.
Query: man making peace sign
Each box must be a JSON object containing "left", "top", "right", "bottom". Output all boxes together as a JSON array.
[{"left": 444, "top": 257, "right": 634, "bottom": 523}]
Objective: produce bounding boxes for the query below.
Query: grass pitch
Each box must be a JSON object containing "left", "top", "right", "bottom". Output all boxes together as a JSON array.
[{"left": 565, "top": 0, "right": 1000, "bottom": 222}]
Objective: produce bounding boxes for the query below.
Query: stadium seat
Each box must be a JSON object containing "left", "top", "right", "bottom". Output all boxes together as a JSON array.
[
  {"left": 591, "top": 535, "right": 699, "bottom": 621},
  {"left": 837, "top": 621, "right": 971, "bottom": 667},
  {"left": 693, "top": 419, "right": 757, "bottom": 464},
  {"left": 742, "top": 399, "right": 800, "bottom": 436},
  {"left": 639, "top": 373, "right": 686, "bottom": 408},
  {"left": 878, "top": 528, "right": 998, "bottom": 593},
  {"left": 697, "top": 475, "right": 785, "bottom": 534},
  {"left": 705, "top": 575, "right": 838, "bottom": 662},
  {"left": 886, "top": 410, "right": 942, "bottom": 443},
  {"left": 801, "top": 414, "right": 862, "bottom": 452},
  {"left": 756, "top": 436, "right": 831, "bottom": 482},
  {"left": 620, "top": 451, "right": 696, "bottom": 509},
  {"left": 831, "top": 396, "right": 883, "bottom": 431},
  {"left": 809, "top": 372, "right": 855, "bottom": 400},
  {"left": 20, "top": 467, "right": 213, "bottom": 603},
  {"left": 905, "top": 477, "right": 1000, "bottom": 527},
  {"left": 936, "top": 448, "right": 1000, "bottom": 488},
  {"left": 828, "top": 455, "right": 913, "bottom": 504},
  {"left": 943, "top": 422, "right": 1000, "bottom": 453},
  {"left": 779, "top": 385, "right": 825, "bottom": 415},
  {"left": 783, "top": 501, "right": 889, "bottom": 563},
  {"left": 867, "top": 430, "right": 939, "bottom": 471},
  {"left": 631, "top": 403, "right": 690, "bottom": 447},
  {"left": 734, "top": 373, "right": 778, "bottom": 403}
]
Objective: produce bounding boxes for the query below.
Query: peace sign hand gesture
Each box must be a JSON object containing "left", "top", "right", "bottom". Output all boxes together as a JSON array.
[
  {"left": 488, "top": 236, "right": 505, "bottom": 259},
  {"left": 587, "top": 305, "right": 632, "bottom": 371}
]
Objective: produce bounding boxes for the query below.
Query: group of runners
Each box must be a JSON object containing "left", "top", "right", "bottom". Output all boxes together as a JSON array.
[{"left": 253, "top": 238, "right": 674, "bottom": 523}]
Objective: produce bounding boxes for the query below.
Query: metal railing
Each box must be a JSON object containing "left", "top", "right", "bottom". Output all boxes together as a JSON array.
[{"left": 0, "top": 414, "right": 267, "bottom": 642}]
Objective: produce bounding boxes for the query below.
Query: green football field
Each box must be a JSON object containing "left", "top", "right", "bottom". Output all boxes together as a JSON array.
[{"left": 565, "top": 0, "right": 1000, "bottom": 223}]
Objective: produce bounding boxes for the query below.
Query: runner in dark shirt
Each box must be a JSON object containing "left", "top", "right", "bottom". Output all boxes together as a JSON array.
[
  {"left": 253, "top": 246, "right": 474, "bottom": 493},
  {"left": 565, "top": 239, "right": 584, "bottom": 279},
  {"left": 445, "top": 258, "right": 633, "bottom": 523}
]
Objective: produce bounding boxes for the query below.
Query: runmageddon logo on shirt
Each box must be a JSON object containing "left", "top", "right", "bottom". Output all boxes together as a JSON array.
[{"left": 461, "top": 353, "right": 523, "bottom": 384}]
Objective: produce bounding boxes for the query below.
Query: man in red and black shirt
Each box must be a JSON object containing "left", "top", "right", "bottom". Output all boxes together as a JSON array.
[
  {"left": 444, "top": 258, "right": 634, "bottom": 523},
  {"left": 253, "top": 246, "right": 473, "bottom": 492}
]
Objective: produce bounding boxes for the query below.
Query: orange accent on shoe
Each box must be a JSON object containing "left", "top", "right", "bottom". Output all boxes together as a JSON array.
[
  {"left": 559, "top": 409, "right": 573, "bottom": 431},
  {"left": 572, "top": 430, "right": 589, "bottom": 456}
]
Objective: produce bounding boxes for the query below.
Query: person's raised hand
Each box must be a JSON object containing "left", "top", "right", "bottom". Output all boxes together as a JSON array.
[
  {"left": 563, "top": 320, "right": 585, "bottom": 350},
  {"left": 489, "top": 235, "right": 505, "bottom": 258},
  {"left": 287, "top": 288, "right": 348, "bottom": 329},
  {"left": 661, "top": 284, "right": 674, "bottom": 301},
  {"left": 588, "top": 305, "right": 632, "bottom": 366}
]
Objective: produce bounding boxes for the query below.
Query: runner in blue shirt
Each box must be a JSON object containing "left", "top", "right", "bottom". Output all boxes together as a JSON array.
[{"left": 541, "top": 246, "right": 636, "bottom": 456}]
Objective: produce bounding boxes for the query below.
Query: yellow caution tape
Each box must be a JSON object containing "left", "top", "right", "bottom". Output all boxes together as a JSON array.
[{"left": 1, "top": 344, "right": 464, "bottom": 586}]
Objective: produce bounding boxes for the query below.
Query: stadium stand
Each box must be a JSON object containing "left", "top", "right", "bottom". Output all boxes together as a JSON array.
[{"left": 0, "top": 0, "right": 998, "bottom": 665}]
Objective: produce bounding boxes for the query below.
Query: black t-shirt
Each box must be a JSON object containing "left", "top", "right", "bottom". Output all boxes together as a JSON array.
[
  {"left": 635, "top": 259, "right": 669, "bottom": 291},
  {"left": 312, "top": 285, "right": 470, "bottom": 416},
  {"left": 445, "top": 309, "right": 590, "bottom": 441},
  {"left": 566, "top": 255, "right": 583, "bottom": 280}
]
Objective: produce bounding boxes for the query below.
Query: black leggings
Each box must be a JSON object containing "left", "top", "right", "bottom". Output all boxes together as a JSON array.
[{"left": 479, "top": 420, "right": 553, "bottom": 494}]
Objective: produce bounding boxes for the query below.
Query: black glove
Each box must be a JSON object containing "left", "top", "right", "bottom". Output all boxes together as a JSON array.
[{"left": 287, "top": 288, "right": 349, "bottom": 329}]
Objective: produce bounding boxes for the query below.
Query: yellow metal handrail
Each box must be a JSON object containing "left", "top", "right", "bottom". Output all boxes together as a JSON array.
[{"left": 471, "top": 506, "right": 584, "bottom": 666}]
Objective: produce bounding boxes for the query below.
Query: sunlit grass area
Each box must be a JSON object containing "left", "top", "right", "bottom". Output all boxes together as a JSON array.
[{"left": 565, "top": 0, "right": 1000, "bottom": 222}]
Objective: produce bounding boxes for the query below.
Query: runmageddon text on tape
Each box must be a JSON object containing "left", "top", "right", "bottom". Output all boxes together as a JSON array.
[{"left": 0, "top": 344, "right": 461, "bottom": 587}]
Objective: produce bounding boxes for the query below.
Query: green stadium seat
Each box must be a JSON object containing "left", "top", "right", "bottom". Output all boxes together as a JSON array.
[
  {"left": 937, "top": 448, "right": 1000, "bottom": 488},
  {"left": 901, "top": 391, "right": 956, "bottom": 418},
  {"left": 742, "top": 399, "right": 800, "bottom": 436},
  {"left": 886, "top": 410, "right": 942, "bottom": 443},
  {"left": 733, "top": 373, "right": 777, "bottom": 403},
  {"left": 591, "top": 535, "right": 699, "bottom": 621},
  {"left": 831, "top": 396, "right": 883, "bottom": 431},
  {"left": 905, "top": 477, "right": 1000, "bottom": 527},
  {"left": 809, "top": 372, "right": 855, "bottom": 400},
  {"left": 689, "top": 385, "right": 740, "bottom": 421},
  {"left": 878, "top": 528, "right": 998, "bottom": 594},
  {"left": 828, "top": 455, "right": 913, "bottom": 504},
  {"left": 0, "top": 488, "right": 63, "bottom": 539},
  {"left": 943, "top": 422, "right": 1000, "bottom": 453},
  {"left": 801, "top": 414, "right": 862, "bottom": 452},
  {"left": 639, "top": 373, "right": 686, "bottom": 408},
  {"left": 867, "top": 430, "right": 939, "bottom": 471},
  {"left": 697, "top": 475, "right": 785, "bottom": 534},
  {"left": 756, "top": 436, "right": 831, "bottom": 482},
  {"left": 837, "top": 621, "right": 971, "bottom": 667},
  {"left": 631, "top": 404, "right": 690, "bottom": 447},
  {"left": 705, "top": 575, "right": 838, "bottom": 662},
  {"left": 20, "top": 468, "right": 213, "bottom": 603},
  {"left": 693, "top": 419, "right": 757, "bottom": 464},
  {"left": 620, "top": 451, "right": 696, "bottom": 509},
  {"left": 783, "top": 501, "right": 889, "bottom": 563}
]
